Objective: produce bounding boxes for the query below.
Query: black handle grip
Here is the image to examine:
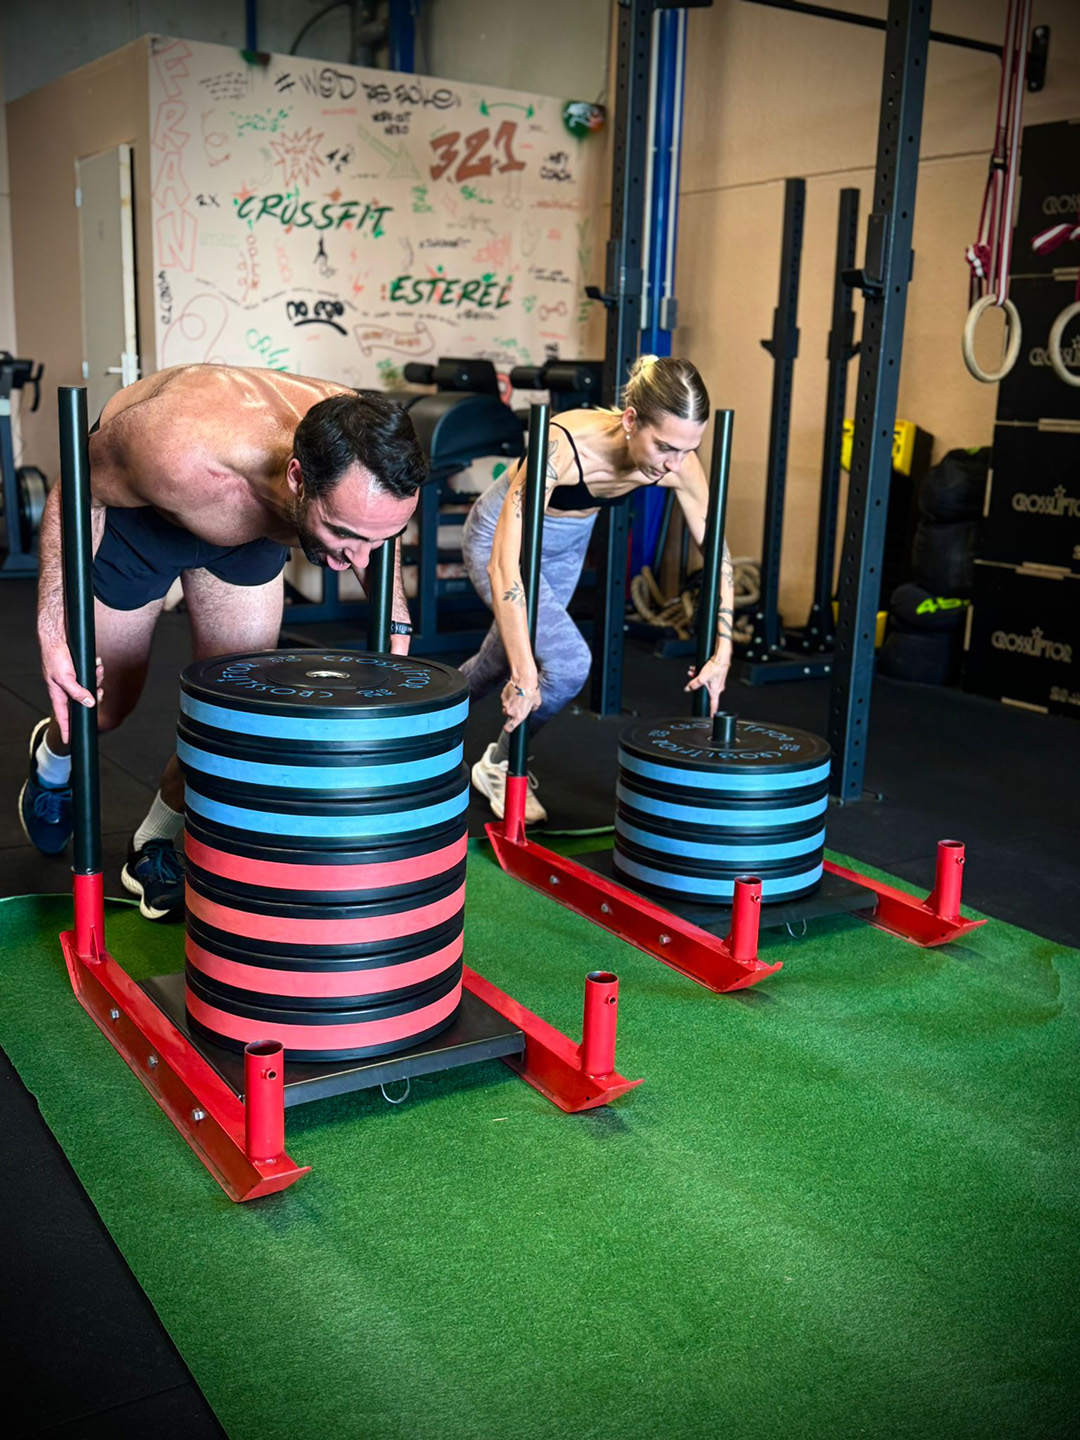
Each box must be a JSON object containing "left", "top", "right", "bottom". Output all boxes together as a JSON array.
[{"left": 58, "top": 387, "right": 102, "bottom": 875}]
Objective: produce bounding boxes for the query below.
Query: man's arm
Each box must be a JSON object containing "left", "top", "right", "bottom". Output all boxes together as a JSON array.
[
  {"left": 37, "top": 435, "right": 112, "bottom": 741},
  {"left": 389, "top": 536, "right": 411, "bottom": 655}
]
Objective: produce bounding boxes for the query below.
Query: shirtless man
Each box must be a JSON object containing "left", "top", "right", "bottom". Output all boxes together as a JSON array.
[{"left": 20, "top": 364, "right": 425, "bottom": 920}]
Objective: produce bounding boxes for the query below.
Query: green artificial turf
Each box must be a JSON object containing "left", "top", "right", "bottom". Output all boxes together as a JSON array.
[{"left": 1, "top": 844, "right": 1077, "bottom": 1440}]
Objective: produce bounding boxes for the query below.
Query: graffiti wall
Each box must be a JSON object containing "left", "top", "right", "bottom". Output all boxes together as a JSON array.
[{"left": 148, "top": 36, "right": 606, "bottom": 389}]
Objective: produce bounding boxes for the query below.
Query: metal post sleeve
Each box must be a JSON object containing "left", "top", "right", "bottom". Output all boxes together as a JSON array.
[
  {"left": 928, "top": 840, "right": 965, "bottom": 922},
  {"left": 244, "top": 1041, "right": 286, "bottom": 1163},
  {"left": 580, "top": 970, "right": 619, "bottom": 1078}
]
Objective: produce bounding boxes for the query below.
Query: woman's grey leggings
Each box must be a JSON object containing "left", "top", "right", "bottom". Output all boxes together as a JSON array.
[{"left": 460, "top": 473, "right": 596, "bottom": 758}]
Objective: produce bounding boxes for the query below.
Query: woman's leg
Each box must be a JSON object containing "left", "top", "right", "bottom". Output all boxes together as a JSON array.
[
  {"left": 459, "top": 477, "right": 515, "bottom": 704},
  {"left": 489, "top": 567, "right": 592, "bottom": 762}
]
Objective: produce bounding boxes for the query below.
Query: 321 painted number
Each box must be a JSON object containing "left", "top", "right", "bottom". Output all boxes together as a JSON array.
[{"left": 429, "top": 122, "right": 525, "bottom": 183}]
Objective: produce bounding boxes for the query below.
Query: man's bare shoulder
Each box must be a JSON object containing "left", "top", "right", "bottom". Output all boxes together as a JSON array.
[
  {"left": 89, "top": 389, "right": 215, "bottom": 510},
  {"left": 97, "top": 366, "right": 351, "bottom": 488},
  {"left": 102, "top": 365, "right": 351, "bottom": 431}
]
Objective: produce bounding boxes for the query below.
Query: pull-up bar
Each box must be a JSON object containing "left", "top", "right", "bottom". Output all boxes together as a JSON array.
[{"left": 742, "top": 0, "right": 1047, "bottom": 77}]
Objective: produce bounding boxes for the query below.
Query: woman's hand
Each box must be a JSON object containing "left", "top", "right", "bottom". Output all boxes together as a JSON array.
[
  {"left": 500, "top": 679, "right": 542, "bottom": 733},
  {"left": 685, "top": 642, "right": 732, "bottom": 715}
]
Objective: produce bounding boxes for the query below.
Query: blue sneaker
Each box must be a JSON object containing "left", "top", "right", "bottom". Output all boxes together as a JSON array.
[
  {"left": 121, "top": 837, "right": 186, "bottom": 922},
  {"left": 19, "top": 718, "right": 73, "bottom": 856}
]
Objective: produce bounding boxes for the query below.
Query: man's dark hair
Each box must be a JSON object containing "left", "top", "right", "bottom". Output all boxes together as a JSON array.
[{"left": 293, "top": 391, "right": 427, "bottom": 500}]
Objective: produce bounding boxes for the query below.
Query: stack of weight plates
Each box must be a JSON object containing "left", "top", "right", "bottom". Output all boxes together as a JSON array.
[
  {"left": 614, "top": 716, "right": 830, "bottom": 904},
  {"left": 177, "top": 651, "right": 470, "bottom": 1061}
]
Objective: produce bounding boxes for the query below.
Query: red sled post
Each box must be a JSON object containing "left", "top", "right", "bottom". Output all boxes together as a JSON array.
[
  {"left": 823, "top": 839, "right": 986, "bottom": 947},
  {"left": 464, "top": 965, "right": 641, "bottom": 1111}
]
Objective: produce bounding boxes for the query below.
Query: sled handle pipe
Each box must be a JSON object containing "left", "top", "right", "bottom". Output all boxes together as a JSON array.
[
  {"left": 692, "top": 409, "right": 734, "bottom": 718},
  {"left": 367, "top": 534, "right": 395, "bottom": 653},
  {"left": 59, "top": 387, "right": 102, "bottom": 879},
  {"left": 508, "top": 403, "right": 549, "bottom": 781}
]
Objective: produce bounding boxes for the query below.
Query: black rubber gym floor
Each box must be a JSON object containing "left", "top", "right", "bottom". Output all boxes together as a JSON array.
[{"left": 3, "top": 575, "right": 1077, "bottom": 1436}]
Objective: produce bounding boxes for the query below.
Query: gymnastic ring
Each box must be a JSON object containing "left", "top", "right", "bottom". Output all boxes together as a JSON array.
[
  {"left": 1048, "top": 301, "right": 1080, "bottom": 388},
  {"left": 961, "top": 295, "right": 1022, "bottom": 383}
]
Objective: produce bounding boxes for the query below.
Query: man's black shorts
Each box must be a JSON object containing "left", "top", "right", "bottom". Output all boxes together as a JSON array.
[{"left": 88, "top": 416, "right": 289, "bottom": 612}]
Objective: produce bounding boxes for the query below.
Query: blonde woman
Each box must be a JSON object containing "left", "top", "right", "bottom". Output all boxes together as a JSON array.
[{"left": 460, "top": 356, "right": 735, "bottom": 822}]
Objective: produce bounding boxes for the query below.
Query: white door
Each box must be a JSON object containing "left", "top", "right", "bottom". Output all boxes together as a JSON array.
[{"left": 77, "top": 144, "right": 139, "bottom": 422}]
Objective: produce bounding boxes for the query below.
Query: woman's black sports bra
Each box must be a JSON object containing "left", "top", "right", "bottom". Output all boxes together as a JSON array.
[{"left": 525, "top": 421, "right": 661, "bottom": 511}]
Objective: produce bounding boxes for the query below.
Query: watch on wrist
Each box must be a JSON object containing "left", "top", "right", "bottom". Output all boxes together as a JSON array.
[{"left": 389, "top": 621, "right": 413, "bottom": 636}]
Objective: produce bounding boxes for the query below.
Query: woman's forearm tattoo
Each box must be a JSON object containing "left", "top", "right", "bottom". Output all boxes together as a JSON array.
[{"left": 503, "top": 580, "right": 525, "bottom": 606}]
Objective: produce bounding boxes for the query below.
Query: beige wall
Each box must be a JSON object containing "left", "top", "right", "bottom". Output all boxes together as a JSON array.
[
  {"left": 675, "top": 0, "right": 1080, "bottom": 622},
  {"left": 421, "top": 0, "right": 611, "bottom": 103},
  {"left": 0, "top": 56, "right": 15, "bottom": 352},
  {"left": 7, "top": 39, "right": 154, "bottom": 482},
  {"left": 0, "top": 49, "right": 21, "bottom": 463}
]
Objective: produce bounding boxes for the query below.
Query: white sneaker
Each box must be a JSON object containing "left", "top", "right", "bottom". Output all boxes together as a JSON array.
[{"left": 471, "top": 743, "right": 548, "bottom": 824}]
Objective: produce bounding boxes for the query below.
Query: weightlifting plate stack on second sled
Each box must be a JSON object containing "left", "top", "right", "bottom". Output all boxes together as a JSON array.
[
  {"left": 614, "top": 715, "right": 830, "bottom": 904},
  {"left": 177, "top": 650, "right": 470, "bottom": 1060}
]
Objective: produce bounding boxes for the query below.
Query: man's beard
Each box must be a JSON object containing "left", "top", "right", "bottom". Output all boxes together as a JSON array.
[{"left": 289, "top": 493, "right": 334, "bottom": 567}]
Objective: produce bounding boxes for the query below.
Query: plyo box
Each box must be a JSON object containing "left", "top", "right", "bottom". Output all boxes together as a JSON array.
[
  {"left": 983, "top": 422, "right": 1080, "bottom": 574},
  {"left": 963, "top": 559, "right": 1080, "bottom": 719},
  {"left": 1014, "top": 119, "right": 1080, "bottom": 278}
]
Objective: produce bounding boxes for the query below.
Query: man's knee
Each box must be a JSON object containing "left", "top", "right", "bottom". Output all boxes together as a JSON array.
[
  {"left": 96, "top": 691, "right": 139, "bottom": 734},
  {"left": 94, "top": 658, "right": 151, "bottom": 734}
]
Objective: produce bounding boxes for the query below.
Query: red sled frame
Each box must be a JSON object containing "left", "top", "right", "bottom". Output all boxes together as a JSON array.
[
  {"left": 491, "top": 791, "right": 985, "bottom": 996},
  {"left": 54, "top": 388, "right": 640, "bottom": 1204},
  {"left": 61, "top": 886, "right": 641, "bottom": 1202},
  {"left": 488, "top": 406, "right": 984, "bottom": 993}
]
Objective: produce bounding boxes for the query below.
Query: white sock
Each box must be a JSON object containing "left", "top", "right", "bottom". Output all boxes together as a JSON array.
[
  {"left": 35, "top": 733, "right": 72, "bottom": 788},
  {"left": 133, "top": 791, "right": 184, "bottom": 851}
]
